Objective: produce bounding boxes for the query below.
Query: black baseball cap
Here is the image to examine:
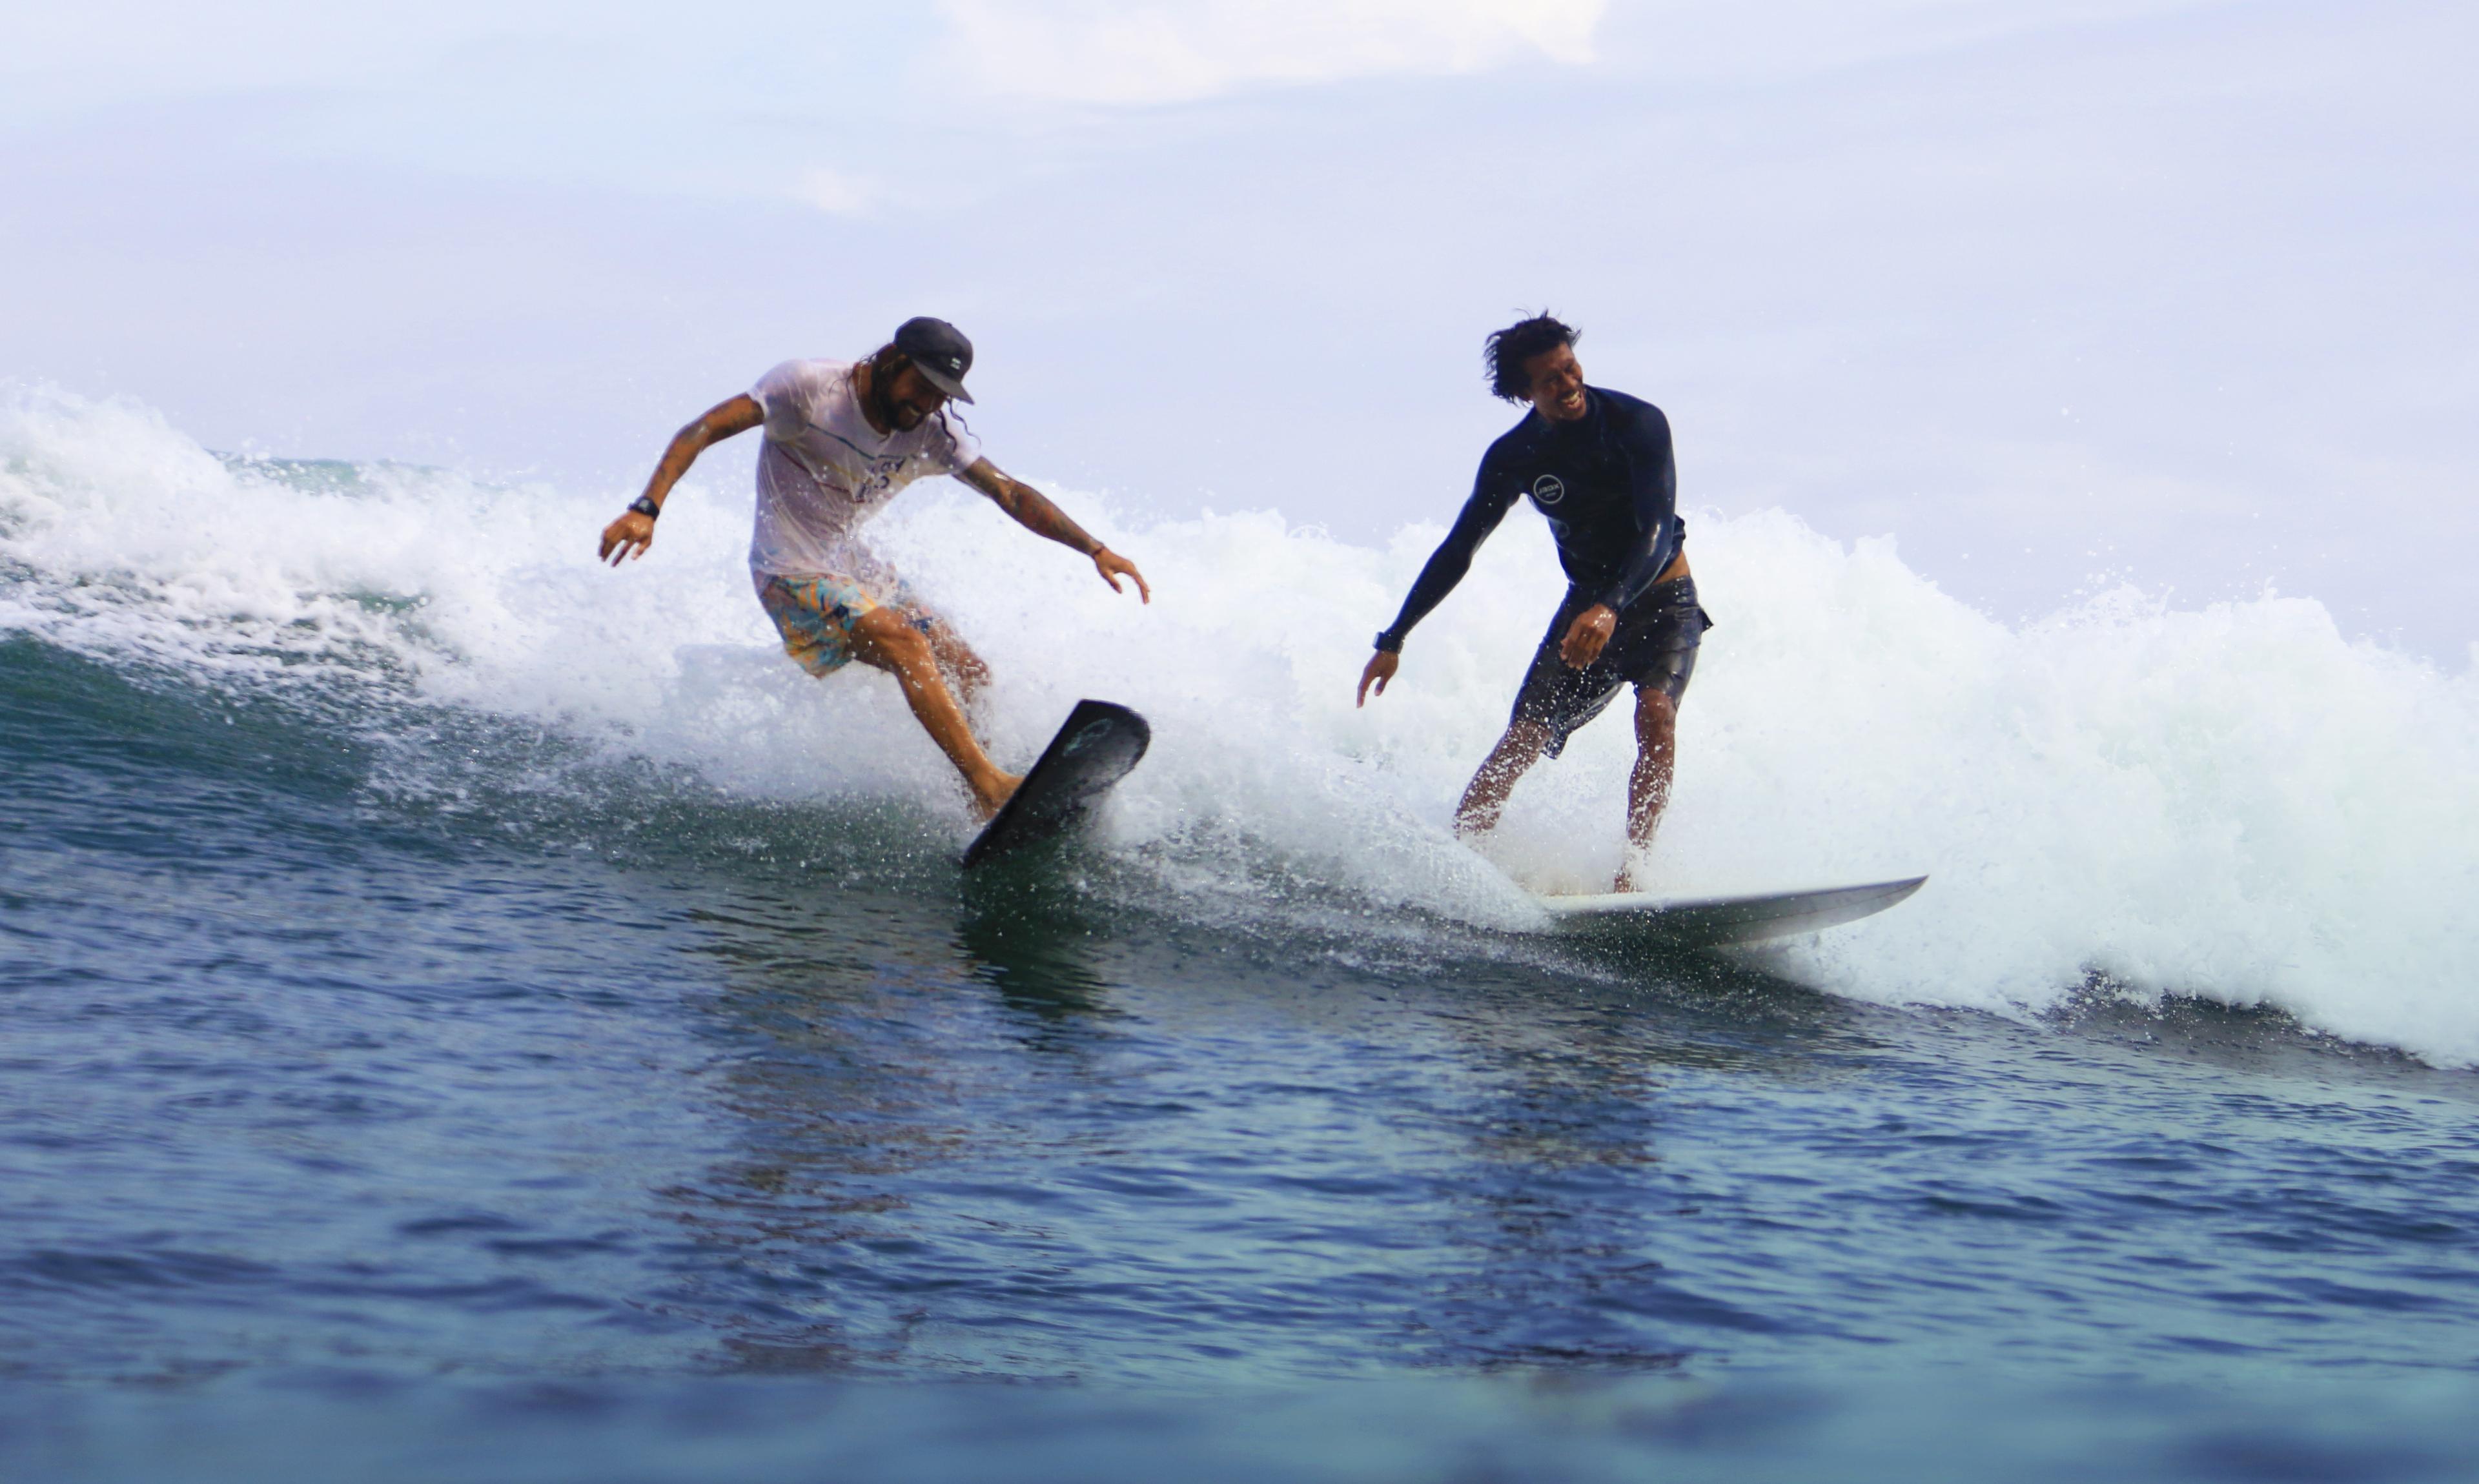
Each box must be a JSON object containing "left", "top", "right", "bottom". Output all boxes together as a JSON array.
[{"left": 893, "top": 316, "right": 975, "bottom": 404}]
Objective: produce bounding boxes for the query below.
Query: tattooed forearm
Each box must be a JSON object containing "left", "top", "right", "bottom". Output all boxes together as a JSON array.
[
  {"left": 963, "top": 459, "right": 1105, "bottom": 555},
  {"left": 995, "top": 478, "right": 1101, "bottom": 555}
]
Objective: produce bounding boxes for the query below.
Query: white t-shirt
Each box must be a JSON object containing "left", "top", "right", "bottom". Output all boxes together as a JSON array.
[{"left": 745, "top": 358, "right": 983, "bottom": 593}]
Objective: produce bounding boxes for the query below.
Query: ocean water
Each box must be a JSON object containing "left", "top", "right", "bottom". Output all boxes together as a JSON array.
[{"left": 4, "top": 384, "right": 2478, "bottom": 1479}]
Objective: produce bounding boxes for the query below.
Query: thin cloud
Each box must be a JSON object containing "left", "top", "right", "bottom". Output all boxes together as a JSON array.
[
  {"left": 795, "top": 166, "right": 878, "bottom": 217},
  {"left": 937, "top": 0, "right": 1606, "bottom": 106}
]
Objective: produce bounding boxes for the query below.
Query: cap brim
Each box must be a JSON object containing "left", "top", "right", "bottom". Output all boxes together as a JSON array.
[{"left": 915, "top": 364, "right": 974, "bottom": 404}]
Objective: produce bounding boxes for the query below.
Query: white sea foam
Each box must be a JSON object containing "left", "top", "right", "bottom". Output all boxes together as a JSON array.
[{"left": 6, "top": 385, "right": 2476, "bottom": 1064}]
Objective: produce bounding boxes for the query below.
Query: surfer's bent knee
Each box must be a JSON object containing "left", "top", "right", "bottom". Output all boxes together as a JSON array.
[
  {"left": 1634, "top": 685, "right": 1677, "bottom": 733},
  {"left": 852, "top": 607, "right": 936, "bottom": 672},
  {"left": 929, "top": 623, "right": 990, "bottom": 678},
  {"left": 758, "top": 573, "right": 903, "bottom": 677}
]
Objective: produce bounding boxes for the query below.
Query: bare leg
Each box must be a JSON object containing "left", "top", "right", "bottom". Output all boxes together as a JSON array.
[
  {"left": 850, "top": 607, "right": 1019, "bottom": 818},
  {"left": 1614, "top": 686, "right": 1678, "bottom": 892},
  {"left": 1454, "top": 719, "right": 1554, "bottom": 838},
  {"left": 916, "top": 612, "right": 992, "bottom": 711}
]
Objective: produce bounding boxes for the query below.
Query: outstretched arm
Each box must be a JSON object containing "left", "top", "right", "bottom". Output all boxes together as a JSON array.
[
  {"left": 960, "top": 458, "right": 1150, "bottom": 603},
  {"left": 598, "top": 394, "right": 764, "bottom": 565},
  {"left": 1358, "top": 477, "right": 1516, "bottom": 706}
]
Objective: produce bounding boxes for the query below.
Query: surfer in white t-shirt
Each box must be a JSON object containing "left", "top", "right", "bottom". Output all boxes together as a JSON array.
[{"left": 597, "top": 317, "right": 1150, "bottom": 818}]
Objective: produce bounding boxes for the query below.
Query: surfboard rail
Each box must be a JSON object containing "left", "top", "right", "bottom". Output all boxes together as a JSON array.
[{"left": 1538, "top": 875, "right": 1928, "bottom": 947}]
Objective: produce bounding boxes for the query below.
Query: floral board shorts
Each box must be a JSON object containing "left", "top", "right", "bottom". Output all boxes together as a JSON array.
[{"left": 757, "top": 574, "right": 933, "bottom": 677}]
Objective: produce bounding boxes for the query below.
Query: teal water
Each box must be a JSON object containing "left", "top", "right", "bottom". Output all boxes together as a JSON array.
[{"left": 6, "top": 634, "right": 2478, "bottom": 1478}]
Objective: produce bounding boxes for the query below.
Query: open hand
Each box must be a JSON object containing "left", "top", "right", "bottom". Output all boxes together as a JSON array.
[
  {"left": 1558, "top": 604, "right": 1617, "bottom": 667},
  {"left": 599, "top": 511, "right": 655, "bottom": 565},
  {"left": 1357, "top": 649, "right": 1399, "bottom": 707},
  {"left": 1094, "top": 547, "right": 1152, "bottom": 603}
]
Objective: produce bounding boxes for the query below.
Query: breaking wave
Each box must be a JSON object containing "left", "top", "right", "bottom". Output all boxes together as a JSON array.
[{"left": 6, "top": 385, "right": 2475, "bottom": 1063}]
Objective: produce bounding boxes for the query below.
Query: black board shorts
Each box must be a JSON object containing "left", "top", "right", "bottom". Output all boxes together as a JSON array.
[{"left": 1512, "top": 576, "right": 1713, "bottom": 758}]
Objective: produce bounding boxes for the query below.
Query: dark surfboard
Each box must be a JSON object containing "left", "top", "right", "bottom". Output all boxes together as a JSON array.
[
  {"left": 1538, "top": 875, "right": 1928, "bottom": 948},
  {"left": 961, "top": 700, "right": 1152, "bottom": 869}
]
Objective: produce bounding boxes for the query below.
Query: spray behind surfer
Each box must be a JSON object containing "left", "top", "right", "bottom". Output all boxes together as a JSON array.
[
  {"left": 598, "top": 317, "right": 1150, "bottom": 819},
  {"left": 1358, "top": 313, "right": 1710, "bottom": 892}
]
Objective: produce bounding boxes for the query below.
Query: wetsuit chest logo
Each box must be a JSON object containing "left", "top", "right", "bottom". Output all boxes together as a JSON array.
[{"left": 1531, "top": 474, "right": 1566, "bottom": 506}]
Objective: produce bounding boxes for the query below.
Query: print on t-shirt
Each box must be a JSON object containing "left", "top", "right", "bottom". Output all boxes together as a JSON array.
[{"left": 744, "top": 358, "right": 984, "bottom": 596}]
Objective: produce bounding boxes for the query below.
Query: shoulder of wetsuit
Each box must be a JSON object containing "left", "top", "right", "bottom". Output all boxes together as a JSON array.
[
  {"left": 1479, "top": 416, "right": 1544, "bottom": 476},
  {"left": 1491, "top": 409, "right": 1545, "bottom": 451},
  {"left": 1588, "top": 390, "right": 1671, "bottom": 465},
  {"left": 1586, "top": 385, "right": 1665, "bottom": 429}
]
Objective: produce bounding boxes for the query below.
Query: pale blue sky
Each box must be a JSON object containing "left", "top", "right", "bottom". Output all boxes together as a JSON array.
[{"left": 4, "top": 0, "right": 2473, "bottom": 654}]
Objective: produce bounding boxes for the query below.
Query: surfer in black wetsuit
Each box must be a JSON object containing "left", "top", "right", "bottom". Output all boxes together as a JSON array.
[{"left": 1357, "top": 314, "right": 1709, "bottom": 892}]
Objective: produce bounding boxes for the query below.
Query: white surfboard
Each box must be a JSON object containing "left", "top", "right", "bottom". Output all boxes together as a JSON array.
[{"left": 1537, "top": 875, "right": 1927, "bottom": 948}]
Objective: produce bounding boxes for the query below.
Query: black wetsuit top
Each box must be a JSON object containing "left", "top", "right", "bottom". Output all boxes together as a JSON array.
[{"left": 1376, "top": 387, "right": 1681, "bottom": 652}]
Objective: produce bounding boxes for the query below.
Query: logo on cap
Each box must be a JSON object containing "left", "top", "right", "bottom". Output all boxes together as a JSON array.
[
  {"left": 1532, "top": 474, "right": 1566, "bottom": 506},
  {"left": 893, "top": 316, "right": 977, "bottom": 404}
]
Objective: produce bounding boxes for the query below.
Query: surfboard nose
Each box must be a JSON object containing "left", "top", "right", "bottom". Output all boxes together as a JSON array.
[{"left": 961, "top": 700, "right": 1152, "bottom": 869}]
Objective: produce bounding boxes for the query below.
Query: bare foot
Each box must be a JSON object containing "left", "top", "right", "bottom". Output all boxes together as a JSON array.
[
  {"left": 970, "top": 771, "right": 1023, "bottom": 822},
  {"left": 1612, "top": 866, "right": 1639, "bottom": 894}
]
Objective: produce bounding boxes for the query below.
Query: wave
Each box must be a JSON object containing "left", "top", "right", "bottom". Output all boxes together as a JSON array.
[{"left": 6, "top": 384, "right": 2476, "bottom": 1064}]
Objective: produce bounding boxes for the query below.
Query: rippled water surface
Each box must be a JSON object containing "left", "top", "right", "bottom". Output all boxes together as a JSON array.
[{"left": 7, "top": 633, "right": 2479, "bottom": 1478}]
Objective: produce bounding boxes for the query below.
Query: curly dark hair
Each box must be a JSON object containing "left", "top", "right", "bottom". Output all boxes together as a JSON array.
[{"left": 1485, "top": 313, "right": 1578, "bottom": 402}]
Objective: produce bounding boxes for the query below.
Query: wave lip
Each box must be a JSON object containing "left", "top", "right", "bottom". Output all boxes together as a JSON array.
[{"left": 6, "top": 384, "right": 2475, "bottom": 1065}]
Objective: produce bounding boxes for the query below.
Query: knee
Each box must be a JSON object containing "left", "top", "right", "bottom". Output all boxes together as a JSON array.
[
  {"left": 946, "top": 642, "right": 990, "bottom": 679},
  {"left": 1498, "top": 719, "right": 1553, "bottom": 762},
  {"left": 1634, "top": 687, "right": 1677, "bottom": 740},
  {"left": 856, "top": 611, "right": 932, "bottom": 671}
]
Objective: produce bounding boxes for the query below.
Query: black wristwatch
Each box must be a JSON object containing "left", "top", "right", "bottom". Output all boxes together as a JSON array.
[
  {"left": 627, "top": 496, "right": 662, "bottom": 520},
  {"left": 1374, "top": 630, "right": 1403, "bottom": 655}
]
